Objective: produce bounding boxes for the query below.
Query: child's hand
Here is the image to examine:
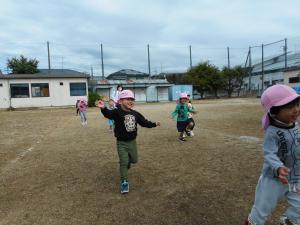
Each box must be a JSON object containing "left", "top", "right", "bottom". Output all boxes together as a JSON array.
[
  {"left": 156, "top": 122, "right": 161, "bottom": 126},
  {"left": 278, "top": 166, "right": 290, "bottom": 184},
  {"left": 96, "top": 100, "right": 105, "bottom": 108}
]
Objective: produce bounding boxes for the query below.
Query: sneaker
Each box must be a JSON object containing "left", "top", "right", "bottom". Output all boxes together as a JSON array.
[
  {"left": 280, "top": 216, "right": 295, "bottom": 225},
  {"left": 186, "top": 131, "right": 191, "bottom": 137},
  {"left": 179, "top": 137, "right": 187, "bottom": 142},
  {"left": 120, "top": 180, "right": 129, "bottom": 194},
  {"left": 190, "top": 131, "right": 194, "bottom": 137},
  {"left": 182, "top": 133, "right": 187, "bottom": 138}
]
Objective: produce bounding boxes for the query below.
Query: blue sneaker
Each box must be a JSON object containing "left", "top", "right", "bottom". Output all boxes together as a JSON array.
[{"left": 120, "top": 180, "right": 129, "bottom": 194}]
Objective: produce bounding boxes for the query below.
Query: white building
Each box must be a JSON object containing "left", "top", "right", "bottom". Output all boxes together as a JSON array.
[
  {"left": 244, "top": 53, "right": 300, "bottom": 92},
  {"left": 0, "top": 69, "right": 89, "bottom": 109}
]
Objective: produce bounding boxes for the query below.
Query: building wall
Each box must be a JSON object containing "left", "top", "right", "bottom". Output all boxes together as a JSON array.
[
  {"left": 245, "top": 71, "right": 284, "bottom": 91},
  {"left": 0, "top": 80, "right": 10, "bottom": 108},
  {"left": 0, "top": 78, "right": 88, "bottom": 109},
  {"left": 168, "top": 85, "right": 193, "bottom": 101}
]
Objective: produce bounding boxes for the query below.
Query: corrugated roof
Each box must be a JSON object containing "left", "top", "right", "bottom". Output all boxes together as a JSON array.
[
  {"left": 252, "top": 53, "right": 300, "bottom": 74},
  {"left": 106, "top": 69, "right": 149, "bottom": 79}
]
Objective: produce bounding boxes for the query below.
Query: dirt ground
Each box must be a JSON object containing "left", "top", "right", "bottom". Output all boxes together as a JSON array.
[{"left": 0, "top": 98, "right": 289, "bottom": 225}]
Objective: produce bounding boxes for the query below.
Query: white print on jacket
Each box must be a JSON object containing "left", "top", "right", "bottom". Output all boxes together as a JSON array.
[{"left": 124, "top": 114, "right": 136, "bottom": 132}]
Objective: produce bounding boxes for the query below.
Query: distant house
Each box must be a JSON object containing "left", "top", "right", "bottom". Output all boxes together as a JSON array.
[
  {"left": 151, "top": 72, "right": 186, "bottom": 84},
  {"left": 0, "top": 69, "right": 89, "bottom": 109},
  {"left": 89, "top": 69, "right": 172, "bottom": 102},
  {"left": 106, "top": 69, "right": 149, "bottom": 80}
]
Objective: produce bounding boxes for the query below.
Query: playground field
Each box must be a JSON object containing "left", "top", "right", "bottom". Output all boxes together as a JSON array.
[{"left": 0, "top": 98, "right": 288, "bottom": 225}]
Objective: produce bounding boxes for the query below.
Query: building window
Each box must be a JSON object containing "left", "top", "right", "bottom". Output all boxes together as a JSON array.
[
  {"left": 31, "top": 83, "right": 50, "bottom": 97},
  {"left": 10, "top": 83, "right": 30, "bottom": 98},
  {"left": 70, "top": 82, "right": 86, "bottom": 96},
  {"left": 60, "top": 82, "right": 63, "bottom": 86},
  {"left": 0, "top": 83, "right": 3, "bottom": 87},
  {"left": 289, "top": 77, "right": 300, "bottom": 83}
]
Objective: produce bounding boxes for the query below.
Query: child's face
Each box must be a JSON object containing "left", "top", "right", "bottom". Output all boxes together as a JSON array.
[
  {"left": 120, "top": 98, "right": 134, "bottom": 110},
  {"left": 276, "top": 104, "right": 300, "bottom": 125},
  {"left": 180, "top": 98, "right": 188, "bottom": 104},
  {"left": 108, "top": 100, "right": 114, "bottom": 107}
]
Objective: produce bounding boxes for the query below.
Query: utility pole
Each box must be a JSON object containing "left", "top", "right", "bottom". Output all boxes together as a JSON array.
[
  {"left": 227, "top": 47, "right": 230, "bottom": 68},
  {"left": 91, "top": 65, "right": 94, "bottom": 79},
  {"left": 261, "top": 44, "right": 264, "bottom": 92},
  {"left": 189, "top": 45, "right": 192, "bottom": 69},
  {"left": 284, "top": 38, "right": 287, "bottom": 68},
  {"left": 61, "top": 56, "right": 64, "bottom": 70},
  {"left": 248, "top": 46, "right": 252, "bottom": 91},
  {"left": 47, "top": 41, "right": 51, "bottom": 71},
  {"left": 147, "top": 44, "right": 151, "bottom": 76},
  {"left": 101, "top": 43, "right": 104, "bottom": 79}
]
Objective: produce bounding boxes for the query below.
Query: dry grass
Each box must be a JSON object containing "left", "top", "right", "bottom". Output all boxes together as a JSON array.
[{"left": 0, "top": 98, "right": 288, "bottom": 225}]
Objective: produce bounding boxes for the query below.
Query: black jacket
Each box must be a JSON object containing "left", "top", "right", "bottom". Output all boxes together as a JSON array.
[{"left": 101, "top": 107, "right": 157, "bottom": 141}]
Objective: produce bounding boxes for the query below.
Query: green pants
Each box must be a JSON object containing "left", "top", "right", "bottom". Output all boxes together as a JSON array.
[{"left": 117, "top": 139, "right": 138, "bottom": 180}]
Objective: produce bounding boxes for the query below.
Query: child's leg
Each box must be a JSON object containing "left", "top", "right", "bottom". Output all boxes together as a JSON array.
[
  {"left": 127, "top": 139, "right": 138, "bottom": 169},
  {"left": 177, "top": 122, "right": 187, "bottom": 140},
  {"left": 285, "top": 190, "right": 300, "bottom": 224},
  {"left": 82, "top": 111, "right": 87, "bottom": 122},
  {"left": 117, "top": 141, "right": 129, "bottom": 181},
  {"left": 189, "top": 118, "right": 195, "bottom": 130},
  {"left": 79, "top": 111, "right": 84, "bottom": 123},
  {"left": 249, "top": 175, "right": 286, "bottom": 224}
]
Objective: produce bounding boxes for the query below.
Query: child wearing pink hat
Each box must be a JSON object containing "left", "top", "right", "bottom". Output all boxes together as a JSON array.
[
  {"left": 171, "top": 93, "right": 195, "bottom": 142},
  {"left": 78, "top": 98, "right": 88, "bottom": 126},
  {"left": 244, "top": 84, "right": 300, "bottom": 225},
  {"left": 97, "top": 89, "right": 160, "bottom": 194}
]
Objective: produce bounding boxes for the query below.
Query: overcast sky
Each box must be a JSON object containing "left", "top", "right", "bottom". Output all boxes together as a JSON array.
[{"left": 1, "top": 0, "right": 300, "bottom": 76}]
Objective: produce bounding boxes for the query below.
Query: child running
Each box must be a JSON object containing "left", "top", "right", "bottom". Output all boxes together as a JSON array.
[
  {"left": 171, "top": 93, "right": 195, "bottom": 142},
  {"left": 244, "top": 84, "right": 300, "bottom": 225},
  {"left": 78, "top": 98, "right": 88, "bottom": 126},
  {"left": 97, "top": 89, "right": 160, "bottom": 194},
  {"left": 187, "top": 94, "right": 195, "bottom": 137},
  {"left": 107, "top": 99, "right": 116, "bottom": 132}
]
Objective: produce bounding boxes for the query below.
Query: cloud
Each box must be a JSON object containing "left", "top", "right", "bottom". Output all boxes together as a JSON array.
[{"left": 0, "top": 0, "right": 300, "bottom": 74}]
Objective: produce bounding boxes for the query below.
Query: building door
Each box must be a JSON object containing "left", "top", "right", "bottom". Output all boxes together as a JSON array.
[
  {"left": 157, "top": 87, "right": 168, "bottom": 101},
  {"left": 134, "top": 88, "right": 146, "bottom": 102}
]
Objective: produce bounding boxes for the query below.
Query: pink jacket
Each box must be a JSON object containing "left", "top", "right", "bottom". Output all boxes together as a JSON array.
[{"left": 79, "top": 100, "right": 87, "bottom": 112}]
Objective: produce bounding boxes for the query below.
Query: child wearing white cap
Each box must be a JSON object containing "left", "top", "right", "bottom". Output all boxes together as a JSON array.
[
  {"left": 244, "top": 84, "right": 300, "bottom": 225},
  {"left": 97, "top": 89, "right": 160, "bottom": 194}
]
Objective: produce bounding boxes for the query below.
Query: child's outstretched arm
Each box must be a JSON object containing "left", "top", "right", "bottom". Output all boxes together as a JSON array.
[
  {"left": 136, "top": 112, "right": 159, "bottom": 128},
  {"left": 96, "top": 100, "right": 116, "bottom": 119},
  {"left": 171, "top": 105, "right": 179, "bottom": 119}
]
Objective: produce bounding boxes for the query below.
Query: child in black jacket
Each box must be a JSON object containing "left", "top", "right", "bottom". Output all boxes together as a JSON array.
[{"left": 97, "top": 90, "right": 160, "bottom": 194}]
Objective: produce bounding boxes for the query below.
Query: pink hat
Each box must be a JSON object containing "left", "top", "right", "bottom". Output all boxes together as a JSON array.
[
  {"left": 119, "top": 90, "right": 135, "bottom": 100},
  {"left": 179, "top": 93, "right": 188, "bottom": 99},
  {"left": 261, "top": 84, "right": 299, "bottom": 129}
]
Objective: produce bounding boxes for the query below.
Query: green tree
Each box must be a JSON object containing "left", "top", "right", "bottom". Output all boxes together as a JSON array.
[
  {"left": 7, "top": 55, "right": 39, "bottom": 74},
  {"left": 88, "top": 91, "right": 101, "bottom": 107},
  {"left": 183, "top": 62, "right": 224, "bottom": 98},
  {"left": 222, "top": 66, "right": 247, "bottom": 97}
]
